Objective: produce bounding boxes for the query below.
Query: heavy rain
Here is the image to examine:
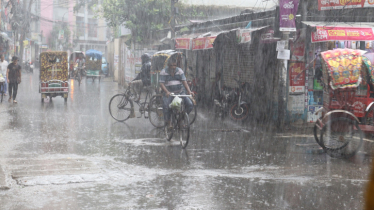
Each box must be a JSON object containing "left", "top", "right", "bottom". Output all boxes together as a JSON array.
[{"left": 0, "top": 0, "right": 374, "bottom": 209}]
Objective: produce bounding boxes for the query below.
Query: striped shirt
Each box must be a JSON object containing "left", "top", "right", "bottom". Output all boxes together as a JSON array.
[{"left": 159, "top": 67, "right": 186, "bottom": 94}]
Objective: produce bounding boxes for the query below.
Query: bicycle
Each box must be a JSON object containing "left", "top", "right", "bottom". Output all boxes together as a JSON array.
[
  {"left": 109, "top": 85, "right": 159, "bottom": 124},
  {"left": 165, "top": 94, "right": 192, "bottom": 149},
  {"left": 72, "top": 64, "right": 83, "bottom": 86}
]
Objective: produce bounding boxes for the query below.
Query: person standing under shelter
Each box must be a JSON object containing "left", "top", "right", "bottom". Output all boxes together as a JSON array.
[
  {"left": 6, "top": 56, "right": 21, "bottom": 103},
  {"left": 0, "top": 54, "right": 8, "bottom": 96}
]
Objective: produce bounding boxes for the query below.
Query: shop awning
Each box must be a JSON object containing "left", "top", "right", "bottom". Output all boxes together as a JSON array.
[{"left": 302, "top": 21, "right": 374, "bottom": 43}]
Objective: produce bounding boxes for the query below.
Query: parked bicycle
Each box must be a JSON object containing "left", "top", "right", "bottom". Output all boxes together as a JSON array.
[{"left": 165, "top": 93, "right": 192, "bottom": 149}]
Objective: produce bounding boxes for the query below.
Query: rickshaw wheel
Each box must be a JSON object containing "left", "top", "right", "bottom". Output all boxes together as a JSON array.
[
  {"left": 320, "top": 117, "right": 363, "bottom": 158},
  {"left": 363, "top": 106, "right": 374, "bottom": 126},
  {"left": 313, "top": 119, "right": 323, "bottom": 147},
  {"left": 148, "top": 95, "right": 165, "bottom": 128}
]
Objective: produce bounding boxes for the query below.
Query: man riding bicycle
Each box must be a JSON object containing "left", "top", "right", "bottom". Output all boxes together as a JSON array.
[
  {"left": 129, "top": 53, "right": 151, "bottom": 102},
  {"left": 159, "top": 58, "right": 194, "bottom": 128}
]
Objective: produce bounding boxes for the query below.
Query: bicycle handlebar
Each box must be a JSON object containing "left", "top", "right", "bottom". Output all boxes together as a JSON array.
[{"left": 170, "top": 93, "right": 192, "bottom": 97}]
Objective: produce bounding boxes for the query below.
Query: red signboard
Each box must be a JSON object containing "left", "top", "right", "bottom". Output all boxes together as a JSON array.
[
  {"left": 318, "top": 0, "right": 374, "bottom": 10},
  {"left": 192, "top": 37, "right": 206, "bottom": 50},
  {"left": 290, "top": 40, "right": 305, "bottom": 61},
  {"left": 289, "top": 62, "right": 305, "bottom": 86},
  {"left": 311, "top": 26, "right": 374, "bottom": 42},
  {"left": 175, "top": 38, "right": 191, "bottom": 50},
  {"left": 205, "top": 36, "right": 216, "bottom": 49}
]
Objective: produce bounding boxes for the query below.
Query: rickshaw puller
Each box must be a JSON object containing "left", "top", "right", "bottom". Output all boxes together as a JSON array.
[
  {"left": 159, "top": 58, "right": 194, "bottom": 128},
  {"left": 129, "top": 53, "right": 151, "bottom": 102}
]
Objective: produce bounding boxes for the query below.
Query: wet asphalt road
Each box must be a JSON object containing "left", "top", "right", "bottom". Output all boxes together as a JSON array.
[{"left": 0, "top": 69, "right": 373, "bottom": 210}]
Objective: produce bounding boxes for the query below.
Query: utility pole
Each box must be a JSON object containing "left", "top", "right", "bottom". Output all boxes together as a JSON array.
[
  {"left": 277, "top": 31, "right": 290, "bottom": 129},
  {"left": 170, "top": 0, "right": 175, "bottom": 49}
]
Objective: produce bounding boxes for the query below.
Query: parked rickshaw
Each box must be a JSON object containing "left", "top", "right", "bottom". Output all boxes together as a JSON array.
[
  {"left": 312, "top": 49, "right": 374, "bottom": 157},
  {"left": 69, "top": 51, "right": 84, "bottom": 78},
  {"left": 39, "top": 51, "right": 69, "bottom": 103},
  {"left": 85, "top": 49, "right": 103, "bottom": 82}
]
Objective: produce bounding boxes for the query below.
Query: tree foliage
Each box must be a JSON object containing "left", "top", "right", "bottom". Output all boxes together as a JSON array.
[
  {"left": 76, "top": 0, "right": 247, "bottom": 43},
  {"left": 48, "top": 24, "right": 72, "bottom": 51}
]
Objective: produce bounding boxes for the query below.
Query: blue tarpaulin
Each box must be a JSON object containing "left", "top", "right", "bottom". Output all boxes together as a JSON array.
[{"left": 86, "top": 49, "right": 103, "bottom": 60}]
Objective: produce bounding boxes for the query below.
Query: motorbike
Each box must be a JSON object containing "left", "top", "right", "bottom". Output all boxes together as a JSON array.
[
  {"left": 23, "top": 60, "right": 33, "bottom": 73},
  {"left": 213, "top": 85, "right": 236, "bottom": 119},
  {"left": 229, "top": 78, "right": 251, "bottom": 122}
]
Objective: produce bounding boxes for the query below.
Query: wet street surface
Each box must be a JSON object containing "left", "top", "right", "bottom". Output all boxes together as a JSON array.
[{"left": 0, "top": 70, "right": 372, "bottom": 210}]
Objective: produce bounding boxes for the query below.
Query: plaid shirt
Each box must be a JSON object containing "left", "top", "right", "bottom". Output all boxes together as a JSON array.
[{"left": 159, "top": 67, "right": 186, "bottom": 94}]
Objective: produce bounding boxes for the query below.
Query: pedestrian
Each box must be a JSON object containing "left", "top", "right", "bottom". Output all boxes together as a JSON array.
[
  {"left": 6, "top": 56, "right": 21, "bottom": 103},
  {"left": 0, "top": 54, "right": 8, "bottom": 96},
  {"left": 129, "top": 53, "right": 151, "bottom": 102}
]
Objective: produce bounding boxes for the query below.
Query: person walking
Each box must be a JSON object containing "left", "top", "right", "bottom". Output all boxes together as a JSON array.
[
  {"left": 6, "top": 56, "right": 21, "bottom": 103},
  {"left": 0, "top": 54, "right": 8, "bottom": 96}
]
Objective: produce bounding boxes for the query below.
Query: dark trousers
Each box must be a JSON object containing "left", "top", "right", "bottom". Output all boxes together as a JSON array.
[{"left": 8, "top": 82, "right": 18, "bottom": 100}]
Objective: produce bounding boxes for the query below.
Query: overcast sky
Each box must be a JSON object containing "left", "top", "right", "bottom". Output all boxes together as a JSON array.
[{"left": 183, "top": 0, "right": 278, "bottom": 8}]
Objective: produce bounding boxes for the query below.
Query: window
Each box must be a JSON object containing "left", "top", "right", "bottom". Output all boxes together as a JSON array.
[
  {"left": 76, "top": 17, "right": 85, "bottom": 37},
  {"left": 88, "top": 18, "right": 97, "bottom": 38}
]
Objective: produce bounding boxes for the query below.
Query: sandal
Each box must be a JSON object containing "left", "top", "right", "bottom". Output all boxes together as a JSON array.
[{"left": 13, "top": 100, "right": 17, "bottom": 103}]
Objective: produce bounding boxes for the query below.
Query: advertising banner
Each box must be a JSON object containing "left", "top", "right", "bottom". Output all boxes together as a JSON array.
[
  {"left": 290, "top": 39, "right": 305, "bottom": 61},
  {"left": 236, "top": 29, "right": 252, "bottom": 43},
  {"left": 288, "top": 94, "right": 305, "bottom": 114},
  {"left": 312, "top": 26, "right": 374, "bottom": 42},
  {"left": 289, "top": 62, "right": 305, "bottom": 93},
  {"left": 175, "top": 38, "right": 191, "bottom": 50},
  {"left": 279, "top": 0, "right": 299, "bottom": 31},
  {"left": 318, "top": 0, "right": 374, "bottom": 11},
  {"left": 192, "top": 37, "right": 206, "bottom": 50},
  {"left": 205, "top": 36, "right": 216, "bottom": 49}
]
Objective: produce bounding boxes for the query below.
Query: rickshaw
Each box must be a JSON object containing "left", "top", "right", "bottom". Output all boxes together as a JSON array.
[
  {"left": 39, "top": 51, "right": 69, "bottom": 103},
  {"left": 85, "top": 49, "right": 103, "bottom": 82},
  {"left": 312, "top": 49, "right": 374, "bottom": 157},
  {"left": 148, "top": 50, "right": 197, "bottom": 127},
  {"left": 69, "top": 51, "right": 84, "bottom": 78}
]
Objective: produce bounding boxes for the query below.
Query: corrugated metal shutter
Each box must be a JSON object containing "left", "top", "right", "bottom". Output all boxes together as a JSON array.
[
  {"left": 222, "top": 42, "right": 256, "bottom": 88},
  {"left": 222, "top": 42, "right": 240, "bottom": 88}
]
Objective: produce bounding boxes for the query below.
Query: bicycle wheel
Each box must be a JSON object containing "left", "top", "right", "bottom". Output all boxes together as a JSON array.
[
  {"left": 313, "top": 120, "right": 323, "bottom": 147},
  {"left": 109, "top": 94, "right": 133, "bottom": 122},
  {"left": 189, "top": 105, "right": 197, "bottom": 125},
  {"left": 178, "top": 112, "right": 190, "bottom": 149},
  {"left": 148, "top": 95, "right": 164, "bottom": 128},
  {"left": 320, "top": 117, "right": 363, "bottom": 158}
]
